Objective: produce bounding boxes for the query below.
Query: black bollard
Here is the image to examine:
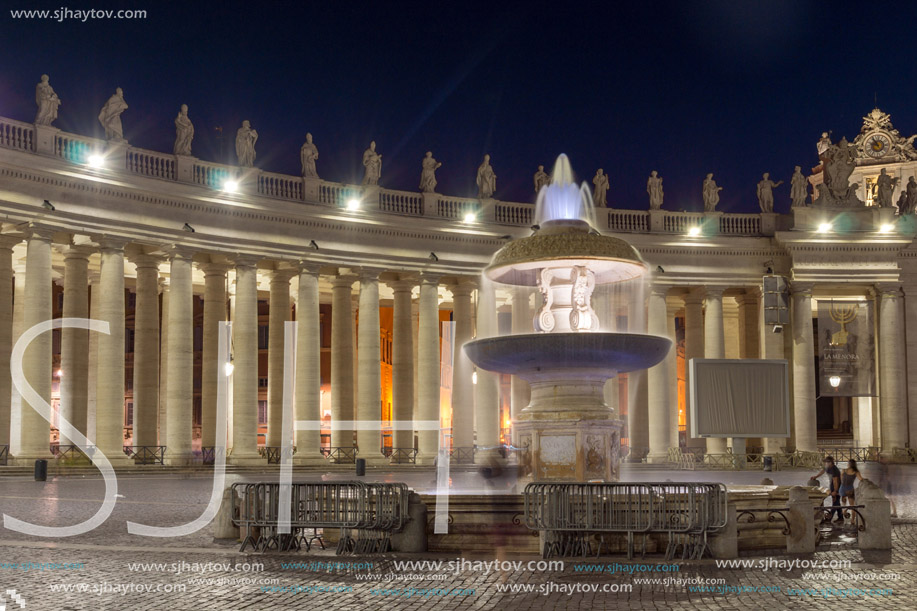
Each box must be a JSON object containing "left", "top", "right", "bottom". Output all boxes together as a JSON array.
[
  {"left": 763, "top": 456, "right": 773, "bottom": 472},
  {"left": 34, "top": 459, "right": 47, "bottom": 481},
  {"left": 355, "top": 458, "right": 366, "bottom": 477}
]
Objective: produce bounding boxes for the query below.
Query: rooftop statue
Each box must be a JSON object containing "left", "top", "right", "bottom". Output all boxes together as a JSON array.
[
  {"left": 756, "top": 172, "right": 783, "bottom": 213},
  {"left": 476, "top": 154, "right": 496, "bottom": 198},
  {"left": 173, "top": 104, "right": 193, "bottom": 156},
  {"left": 98, "top": 87, "right": 128, "bottom": 141},
  {"left": 300, "top": 133, "right": 319, "bottom": 178},
  {"left": 790, "top": 166, "right": 808, "bottom": 208},
  {"left": 34, "top": 74, "right": 61, "bottom": 126},
  {"left": 852, "top": 108, "right": 917, "bottom": 161},
  {"left": 235, "top": 120, "right": 258, "bottom": 167},
  {"left": 362, "top": 141, "right": 382, "bottom": 185},
  {"left": 647, "top": 170, "right": 663, "bottom": 209},
  {"left": 813, "top": 137, "right": 864, "bottom": 207},
  {"left": 907, "top": 177, "right": 917, "bottom": 214},
  {"left": 419, "top": 151, "right": 441, "bottom": 193},
  {"left": 592, "top": 169, "right": 609, "bottom": 207},
  {"left": 898, "top": 190, "right": 910, "bottom": 216},
  {"left": 816, "top": 132, "right": 832, "bottom": 159},
  {"left": 875, "top": 168, "right": 899, "bottom": 208},
  {"left": 702, "top": 173, "right": 722, "bottom": 212},
  {"left": 533, "top": 165, "right": 549, "bottom": 193}
]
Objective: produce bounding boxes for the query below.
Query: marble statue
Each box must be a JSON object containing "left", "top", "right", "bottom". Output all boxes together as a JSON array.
[
  {"left": 897, "top": 190, "right": 909, "bottom": 216},
  {"left": 647, "top": 170, "right": 663, "bottom": 209},
  {"left": 362, "top": 141, "right": 382, "bottom": 185},
  {"left": 98, "top": 87, "right": 128, "bottom": 141},
  {"left": 790, "top": 166, "right": 808, "bottom": 208},
  {"left": 476, "top": 154, "right": 496, "bottom": 198},
  {"left": 814, "top": 137, "right": 864, "bottom": 207},
  {"left": 702, "top": 173, "right": 722, "bottom": 212},
  {"left": 907, "top": 177, "right": 917, "bottom": 214},
  {"left": 592, "top": 169, "right": 609, "bottom": 207},
  {"left": 34, "top": 74, "right": 61, "bottom": 126},
  {"left": 817, "top": 132, "right": 832, "bottom": 158},
  {"left": 533, "top": 165, "right": 549, "bottom": 193},
  {"left": 173, "top": 104, "right": 194, "bottom": 156},
  {"left": 419, "top": 151, "right": 441, "bottom": 193},
  {"left": 875, "top": 168, "right": 899, "bottom": 208},
  {"left": 300, "top": 133, "right": 319, "bottom": 178},
  {"left": 756, "top": 172, "right": 784, "bottom": 213},
  {"left": 235, "top": 120, "right": 258, "bottom": 167}
]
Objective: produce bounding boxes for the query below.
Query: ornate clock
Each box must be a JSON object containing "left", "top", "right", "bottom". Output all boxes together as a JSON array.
[{"left": 865, "top": 132, "right": 892, "bottom": 158}]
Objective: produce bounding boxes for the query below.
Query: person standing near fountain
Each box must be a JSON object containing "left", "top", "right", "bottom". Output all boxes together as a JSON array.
[
  {"left": 703, "top": 173, "right": 722, "bottom": 212},
  {"left": 592, "top": 169, "right": 609, "bottom": 207},
  {"left": 477, "top": 154, "right": 496, "bottom": 198}
]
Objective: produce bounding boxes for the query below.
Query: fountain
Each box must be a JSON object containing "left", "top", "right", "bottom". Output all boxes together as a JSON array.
[{"left": 463, "top": 154, "right": 671, "bottom": 481}]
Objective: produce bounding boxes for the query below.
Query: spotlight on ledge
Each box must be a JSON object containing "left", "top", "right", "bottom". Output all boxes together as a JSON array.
[
  {"left": 772, "top": 325, "right": 783, "bottom": 334},
  {"left": 817, "top": 222, "right": 832, "bottom": 234},
  {"left": 530, "top": 224, "right": 540, "bottom": 233},
  {"left": 42, "top": 199, "right": 55, "bottom": 211},
  {"left": 687, "top": 226, "right": 701, "bottom": 237},
  {"left": 879, "top": 223, "right": 895, "bottom": 234},
  {"left": 87, "top": 154, "right": 104, "bottom": 168},
  {"left": 346, "top": 198, "right": 360, "bottom": 211},
  {"left": 656, "top": 265, "right": 665, "bottom": 273},
  {"left": 182, "top": 223, "right": 195, "bottom": 233},
  {"left": 428, "top": 252, "right": 438, "bottom": 262},
  {"left": 309, "top": 240, "right": 319, "bottom": 250},
  {"left": 463, "top": 212, "right": 476, "bottom": 223},
  {"left": 222, "top": 179, "right": 239, "bottom": 193}
]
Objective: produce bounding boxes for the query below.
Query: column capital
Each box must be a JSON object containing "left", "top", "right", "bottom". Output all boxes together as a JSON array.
[
  {"left": 746, "top": 286, "right": 764, "bottom": 301},
  {"left": 232, "top": 255, "right": 261, "bottom": 270},
  {"left": 128, "top": 252, "right": 163, "bottom": 270},
  {"left": 649, "top": 284, "right": 671, "bottom": 298},
  {"left": 449, "top": 277, "right": 477, "bottom": 298},
  {"left": 96, "top": 237, "right": 129, "bottom": 252},
  {"left": 683, "top": 286, "right": 706, "bottom": 305},
  {"left": 296, "top": 260, "right": 322, "bottom": 276},
  {"left": 332, "top": 273, "right": 357, "bottom": 289},
  {"left": 358, "top": 267, "right": 383, "bottom": 283},
  {"left": 790, "top": 281, "right": 815, "bottom": 296},
  {"left": 703, "top": 285, "right": 726, "bottom": 299},
  {"left": 199, "top": 260, "right": 233, "bottom": 276},
  {"left": 269, "top": 266, "right": 297, "bottom": 283},
  {"left": 876, "top": 283, "right": 902, "bottom": 298},
  {"left": 0, "top": 234, "right": 23, "bottom": 251},
  {"left": 25, "top": 225, "right": 56, "bottom": 242},
  {"left": 388, "top": 277, "right": 417, "bottom": 293},
  {"left": 161, "top": 244, "right": 195, "bottom": 261},
  {"left": 420, "top": 272, "right": 440, "bottom": 286},
  {"left": 61, "top": 244, "right": 94, "bottom": 260}
]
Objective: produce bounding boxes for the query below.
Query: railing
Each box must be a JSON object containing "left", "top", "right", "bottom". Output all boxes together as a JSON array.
[
  {"left": 379, "top": 189, "right": 423, "bottom": 216},
  {"left": 662, "top": 211, "right": 706, "bottom": 233},
  {"left": 123, "top": 445, "right": 166, "bottom": 465},
  {"left": 737, "top": 507, "right": 791, "bottom": 535},
  {"left": 51, "top": 444, "right": 96, "bottom": 464},
  {"left": 258, "top": 171, "right": 303, "bottom": 201},
  {"left": 127, "top": 148, "right": 176, "bottom": 180},
  {"left": 892, "top": 448, "right": 917, "bottom": 463},
  {"left": 437, "top": 196, "right": 479, "bottom": 220},
  {"left": 318, "top": 181, "right": 361, "bottom": 207},
  {"left": 0, "top": 117, "right": 34, "bottom": 152},
  {"left": 495, "top": 201, "right": 533, "bottom": 226},
  {"left": 607, "top": 209, "right": 649, "bottom": 233},
  {"left": 320, "top": 446, "right": 358, "bottom": 464},
  {"left": 192, "top": 160, "right": 238, "bottom": 189},
  {"left": 448, "top": 447, "right": 475, "bottom": 464},
  {"left": 54, "top": 133, "right": 101, "bottom": 164},
  {"left": 814, "top": 504, "right": 866, "bottom": 532},
  {"left": 383, "top": 448, "right": 418, "bottom": 464},
  {"left": 818, "top": 447, "right": 879, "bottom": 463},
  {"left": 201, "top": 446, "right": 215, "bottom": 465},
  {"left": 719, "top": 213, "right": 761, "bottom": 235},
  {"left": 260, "top": 446, "right": 283, "bottom": 465},
  {"left": 0, "top": 444, "right": 8, "bottom": 465}
]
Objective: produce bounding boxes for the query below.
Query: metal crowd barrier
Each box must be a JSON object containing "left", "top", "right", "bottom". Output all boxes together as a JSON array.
[
  {"left": 0, "top": 444, "right": 8, "bottom": 465},
  {"left": 230, "top": 481, "right": 411, "bottom": 555},
  {"left": 523, "top": 482, "right": 728, "bottom": 560},
  {"left": 123, "top": 446, "right": 166, "bottom": 465}
]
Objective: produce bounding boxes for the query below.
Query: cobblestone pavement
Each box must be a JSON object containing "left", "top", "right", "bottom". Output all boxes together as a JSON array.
[{"left": 0, "top": 473, "right": 912, "bottom": 610}]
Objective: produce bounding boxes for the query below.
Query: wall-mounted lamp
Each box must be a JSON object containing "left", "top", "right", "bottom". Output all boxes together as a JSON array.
[
  {"left": 42, "top": 200, "right": 55, "bottom": 211},
  {"left": 309, "top": 240, "right": 319, "bottom": 250},
  {"left": 429, "top": 252, "right": 438, "bottom": 262},
  {"left": 182, "top": 223, "right": 195, "bottom": 233},
  {"left": 829, "top": 375, "right": 841, "bottom": 388}
]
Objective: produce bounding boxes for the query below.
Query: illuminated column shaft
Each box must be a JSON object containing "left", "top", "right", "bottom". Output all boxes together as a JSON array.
[
  {"left": 704, "top": 287, "right": 727, "bottom": 455},
  {"left": 331, "top": 273, "right": 356, "bottom": 449},
  {"left": 878, "top": 284, "right": 907, "bottom": 452},
  {"left": 666, "top": 299, "right": 680, "bottom": 448},
  {"left": 510, "top": 289, "right": 531, "bottom": 443},
  {"left": 293, "top": 266, "right": 322, "bottom": 460},
  {"left": 201, "top": 263, "right": 229, "bottom": 449},
  {"left": 791, "top": 283, "right": 817, "bottom": 453},
  {"left": 86, "top": 272, "right": 99, "bottom": 444},
  {"left": 164, "top": 250, "right": 194, "bottom": 465},
  {"left": 646, "top": 285, "right": 672, "bottom": 463},
  {"left": 356, "top": 270, "right": 382, "bottom": 457},
  {"left": 130, "top": 254, "right": 160, "bottom": 449},
  {"left": 391, "top": 279, "right": 415, "bottom": 452},
  {"left": 96, "top": 241, "right": 129, "bottom": 462},
  {"left": 683, "top": 289, "right": 705, "bottom": 449},
  {"left": 0, "top": 237, "right": 16, "bottom": 449},
  {"left": 9, "top": 263, "right": 26, "bottom": 455},
  {"left": 229, "top": 260, "right": 261, "bottom": 463},
  {"left": 451, "top": 280, "right": 475, "bottom": 449},
  {"left": 59, "top": 246, "right": 91, "bottom": 445},
  {"left": 267, "top": 268, "right": 293, "bottom": 447},
  {"left": 756, "top": 287, "right": 787, "bottom": 454},
  {"left": 417, "top": 275, "right": 441, "bottom": 462},
  {"left": 157, "top": 278, "right": 169, "bottom": 444},
  {"left": 474, "top": 280, "right": 501, "bottom": 459}
]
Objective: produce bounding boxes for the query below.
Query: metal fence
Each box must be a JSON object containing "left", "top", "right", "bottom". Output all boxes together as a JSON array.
[
  {"left": 320, "top": 447, "right": 358, "bottom": 464},
  {"left": 523, "top": 482, "right": 728, "bottom": 560},
  {"left": 123, "top": 446, "right": 166, "bottom": 465},
  {"left": 230, "top": 481, "right": 411, "bottom": 554},
  {"left": 0, "top": 444, "right": 7, "bottom": 465},
  {"left": 383, "top": 448, "right": 418, "bottom": 464}
]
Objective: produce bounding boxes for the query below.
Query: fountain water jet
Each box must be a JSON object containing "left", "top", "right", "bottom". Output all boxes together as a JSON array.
[{"left": 463, "top": 154, "right": 671, "bottom": 481}]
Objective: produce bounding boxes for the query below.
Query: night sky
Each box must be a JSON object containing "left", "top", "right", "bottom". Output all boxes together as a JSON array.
[{"left": 2, "top": 0, "right": 917, "bottom": 213}]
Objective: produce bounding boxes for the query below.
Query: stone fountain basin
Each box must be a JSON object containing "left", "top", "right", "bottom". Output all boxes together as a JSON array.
[{"left": 463, "top": 332, "right": 671, "bottom": 377}]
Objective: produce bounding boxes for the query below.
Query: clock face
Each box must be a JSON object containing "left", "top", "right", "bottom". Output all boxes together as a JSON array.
[{"left": 866, "top": 132, "right": 892, "bottom": 158}]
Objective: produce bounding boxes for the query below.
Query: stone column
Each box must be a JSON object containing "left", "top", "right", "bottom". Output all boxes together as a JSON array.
[
  {"left": 86, "top": 271, "right": 99, "bottom": 445},
  {"left": 510, "top": 289, "right": 531, "bottom": 443},
  {"left": 157, "top": 278, "right": 169, "bottom": 445},
  {"left": 736, "top": 292, "right": 759, "bottom": 360},
  {"left": 267, "top": 267, "right": 294, "bottom": 448},
  {"left": 130, "top": 254, "right": 160, "bottom": 449},
  {"left": 164, "top": 249, "right": 194, "bottom": 466},
  {"left": 666, "top": 298, "right": 680, "bottom": 448},
  {"left": 474, "top": 279, "right": 501, "bottom": 461},
  {"left": 356, "top": 269, "right": 383, "bottom": 459},
  {"left": 15, "top": 230, "right": 55, "bottom": 462},
  {"left": 683, "top": 289, "right": 705, "bottom": 449},
  {"left": 200, "top": 262, "right": 229, "bottom": 450},
  {"left": 58, "top": 246, "right": 91, "bottom": 446},
  {"left": 330, "top": 272, "right": 356, "bottom": 450},
  {"left": 0, "top": 237, "right": 16, "bottom": 451},
  {"left": 229, "top": 259, "right": 262, "bottom": 464},
  {"left": 791, "top": 282, "right": 817, "bottom": 453},
  {"left": 755, "top": 287, "right": 788, "bottom": 453},
  {"left": 95, "top": 240, "right": 129, "bottom": 463},
  {"left": 704, "top": 287, "right": 728, "bottom": 455},
  {"left": 646, "top": 285, "right": 672, "bottom": 463},
  {"left": 390, "top": 278, "right": 415, "bottom": 454},
  {"left": 417, "top": 274, "right": 441, "bottom": 463},
  {"left": 293, "top": 265, "right": 323, "bottom": 463},
  {"left": 878, "top": 284, "right": 907, "bottom": 452},
  {"left": 451, "top": 279, "right": 476, "bottom": 449}
]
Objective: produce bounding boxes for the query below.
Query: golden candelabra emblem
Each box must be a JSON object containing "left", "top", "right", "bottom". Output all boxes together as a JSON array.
[{"left": 829, "top": 302, "right": 857, "bottom": 346}]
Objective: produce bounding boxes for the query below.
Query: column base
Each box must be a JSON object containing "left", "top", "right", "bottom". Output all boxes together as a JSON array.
[
  {"left": 414, "top": 453, "right": 437, "bottom": 466},
  {"left": 11, "top": 453, "right": 54, "bottom": 467},
  {"left": 228, "top": 452, "right": 266, "bottom": 466},
  {"left": 645, "top": 451, "right": 670, "bottom": 464},
  {"left": 291, "top": 455, "right": 329, "bottom": 467},
  {"left": 163, "top": 453, "right": 195, "bottom": 467}
]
